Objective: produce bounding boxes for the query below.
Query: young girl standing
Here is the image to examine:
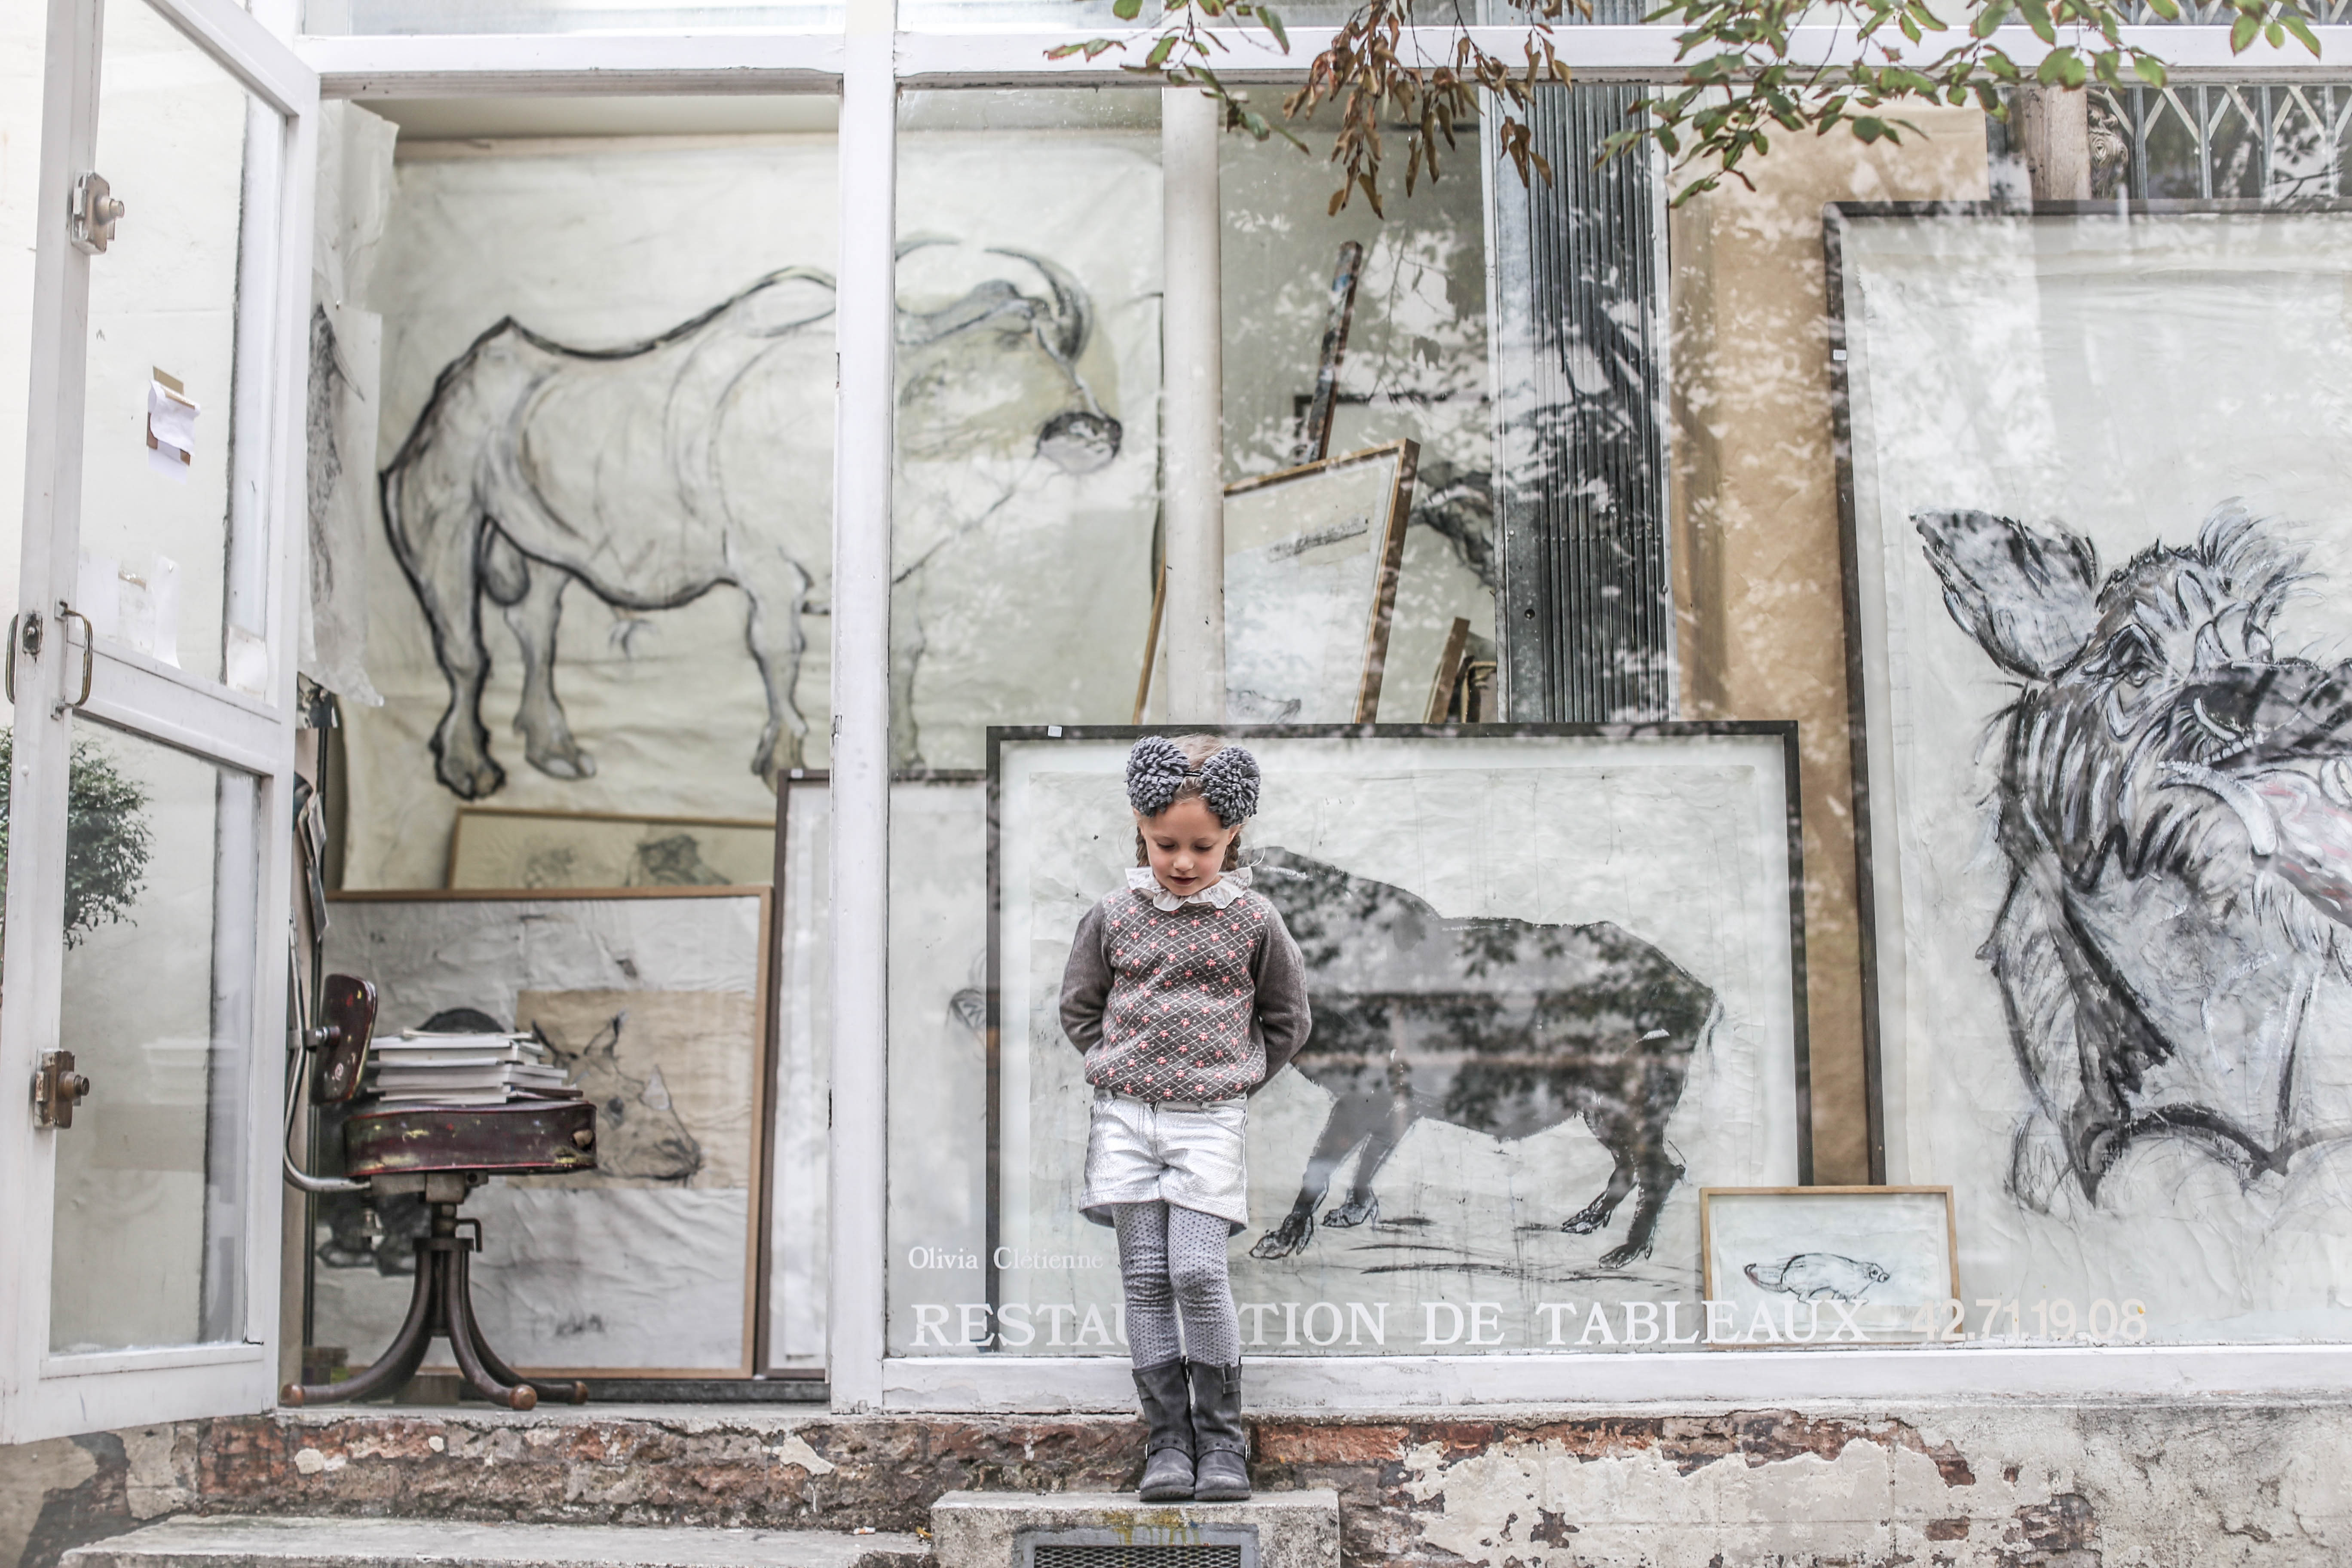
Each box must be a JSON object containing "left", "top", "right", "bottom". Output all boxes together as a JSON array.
[{"left": 1059, "top": 734, "right": 1311, "bottom": 1502}]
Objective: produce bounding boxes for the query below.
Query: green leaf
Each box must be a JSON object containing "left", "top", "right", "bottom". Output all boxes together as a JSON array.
[
  {"left": 1146, "top": 33, "right": 1176, "bottom": 66},
  {"left": 2284, "top": 9, "right": 2321, "bottom": 52},
  {"left": 2230, "top": 9, "right": 2258, "bottom": 47},
  {"left": 1258, "top": 2, "right": 1289, "bottom": 49},
  {"left": 2133, "top": 52, "right": 2167, "bottom": 83},
  {"left": 1113, "top": 0, "right": 1143, "bottom": 19}
]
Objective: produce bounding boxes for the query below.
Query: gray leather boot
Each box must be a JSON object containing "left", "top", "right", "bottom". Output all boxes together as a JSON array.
[
  {"left": 1187, "top": 1361, "right": 1250, "bottom": 1501},
  {"left": 1133, "top": 1358, "right": 1196, "bottom": 1501}
]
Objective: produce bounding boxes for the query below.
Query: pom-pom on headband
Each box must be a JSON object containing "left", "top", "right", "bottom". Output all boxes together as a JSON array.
[{"left": 1125, "top": 735, "right": 1260, "bottom": 827}]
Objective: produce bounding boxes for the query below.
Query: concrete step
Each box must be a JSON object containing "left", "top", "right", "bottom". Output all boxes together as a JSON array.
[
  {"left": 62, "top": 1516, "right": 930, "bottom": 1568},
  {"left": 929, "top": 1490, "right": 1338, "bottom": 1568}
]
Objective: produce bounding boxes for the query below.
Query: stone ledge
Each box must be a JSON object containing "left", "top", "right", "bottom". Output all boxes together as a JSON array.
[
  {"left": 59, "top": 1516, "right": 926, "bottom": 1568},
  {"left": 930, "top": 1490, "right": 1339, "bottom": 1568}
]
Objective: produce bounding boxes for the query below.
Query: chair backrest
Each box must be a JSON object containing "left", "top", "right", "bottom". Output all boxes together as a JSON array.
[{"left": 312, "top": 973, "right": 379, "bottom": 1105}]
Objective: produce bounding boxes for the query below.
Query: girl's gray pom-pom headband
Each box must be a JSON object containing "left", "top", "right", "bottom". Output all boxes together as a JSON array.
[{"left": 1126, "top": 736, "right": 1260, "bottom": 826}]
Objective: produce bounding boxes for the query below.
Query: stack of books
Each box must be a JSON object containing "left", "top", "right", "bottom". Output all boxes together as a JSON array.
[{"left": 368, "top": 1029, "right": 582, "bottom": 1108}]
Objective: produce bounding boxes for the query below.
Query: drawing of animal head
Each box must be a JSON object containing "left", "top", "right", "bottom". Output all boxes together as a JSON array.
[
  {"left": 896, "top": 242, "right": 1122, "bottom": 478},
  {"left": 1920, "top": 504, "right": 2352, "bottom": 1202},
  {"left": 535, "top": 1012, "right": 704, "bottom": 1184}
]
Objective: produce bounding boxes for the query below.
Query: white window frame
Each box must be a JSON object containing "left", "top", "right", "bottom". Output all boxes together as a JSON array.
[
  {"left": 294, "top": 14, "right": 2352, "bottom": 1417},
  {"left": 1, "top": 0, "right": 318, "bottom": 1444}
]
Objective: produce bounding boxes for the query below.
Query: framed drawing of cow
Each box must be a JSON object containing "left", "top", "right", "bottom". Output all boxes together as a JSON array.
[
  {"left": 1222, "top": 441, "right": 1418, "bottom": 724},
  {"left": 974, "top": 724, "right": 1809, "bottom": 1358},
  {"left": 313, "top": 888, "right": 772, "bottom": 1379},
  {"left": 1831, "top": 202, "right": 2352, "bottom": 1348},
  {"left": 447, "top": 806, "right": 778, "bottom": 890},
  {"left": 1698, "top": 1187, "right": 1959, "bottom": 1347}
]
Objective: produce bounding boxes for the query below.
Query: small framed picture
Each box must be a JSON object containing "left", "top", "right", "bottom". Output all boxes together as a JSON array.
[
  {"left": 1699, "top": 1186, "right": 1959, "bottom": 1347},
  {"left": 1222, "top": 439, "right": 1418, "bottom": 724}
]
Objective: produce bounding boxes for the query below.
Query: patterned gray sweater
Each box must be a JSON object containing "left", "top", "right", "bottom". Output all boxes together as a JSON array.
[{"left": 1059, "top": 878, "right": 1312, "bottom": 1102}]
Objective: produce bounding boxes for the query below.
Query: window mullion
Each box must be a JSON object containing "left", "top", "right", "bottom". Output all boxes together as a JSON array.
[{"left": 827, "top": 8, "right": 897, "bottom": 1416}]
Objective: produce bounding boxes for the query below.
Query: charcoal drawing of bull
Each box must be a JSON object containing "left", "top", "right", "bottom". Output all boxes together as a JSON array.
[
  {"left": 382, "top": 246, "right": 1123, "bottom": 799},
  {"left": 1920, "top": 503, "right": 2352, "bottom": 1208},
  {"left": 1245, "top": 847, "right": 1718, "bottom": 1270}
]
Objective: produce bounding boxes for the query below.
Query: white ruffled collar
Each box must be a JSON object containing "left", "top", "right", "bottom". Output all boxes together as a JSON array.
[{"left": 1128, "top": 864, "right": 1253, "bottom": 912}]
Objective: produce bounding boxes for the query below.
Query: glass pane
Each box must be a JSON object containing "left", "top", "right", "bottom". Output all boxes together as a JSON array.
[
  {"left": 306, "top": 96, "right": 842, "bottom": 1375},
  {"left": 1834, "top": 202, "right": 2352, "bottom": 1346},
  {"left": 79, "top": 0, "right": 264, "bottom": 686},
  {"left": 337, "top": 99, "right": 837, "bottom": 893},
  {"left": 884, "top": 89, "right": 1562, "bottom": 1363},
  {"left": 304, "top": 0, "right": 838, "bottom": 34},
  {"left": 50, "top": 724, "right": 261, "bottom": 1354}
]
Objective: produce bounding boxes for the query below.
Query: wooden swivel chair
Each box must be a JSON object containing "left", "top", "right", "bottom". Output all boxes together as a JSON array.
[{"left": 281, "top": 975, "right": 598, "bottom": 1411}]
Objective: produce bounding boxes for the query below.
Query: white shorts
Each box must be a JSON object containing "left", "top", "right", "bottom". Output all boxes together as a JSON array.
[{"left": 1080, "top": 1092, "right": 1249, "bottom": 1234}]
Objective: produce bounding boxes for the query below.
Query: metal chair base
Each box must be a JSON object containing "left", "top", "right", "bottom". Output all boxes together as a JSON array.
[{"left": 282, "top": 1201, "right": 587, "bottom": 1411}]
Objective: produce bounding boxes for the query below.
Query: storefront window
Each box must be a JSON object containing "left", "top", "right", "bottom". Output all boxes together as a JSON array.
[
  {"left": 311, "top": 93, "right": 841, "bottom": 1381},
  {"left": 282, "top": 40, "right": 2352, "bottom": 1395}
]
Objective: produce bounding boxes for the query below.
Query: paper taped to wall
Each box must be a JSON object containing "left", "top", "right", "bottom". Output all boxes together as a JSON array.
[{"left": 147, "top": 375, "right": 197, "bottom": 480}]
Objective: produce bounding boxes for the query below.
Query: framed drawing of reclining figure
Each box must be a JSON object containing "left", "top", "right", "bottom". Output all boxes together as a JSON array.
[
  {"left": 1223, "top": 440, "right": 1419, "bottom": 723},
  {"left": 1832, "top": 200, "right": 2352, "bottom": 1348}
]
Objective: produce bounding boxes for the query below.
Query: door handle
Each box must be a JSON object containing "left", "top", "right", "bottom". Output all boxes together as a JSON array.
[
  {"left": 33, "top": 1050, "right": 91, "bottom": 1130},
  {"left": 53, "top": 606, "right": 93, "bottom": 715}
]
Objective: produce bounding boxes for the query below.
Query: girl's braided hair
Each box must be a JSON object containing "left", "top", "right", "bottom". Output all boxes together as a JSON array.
[{"left": 1127, "top": 733, "right": 1259, "bottom": 870}]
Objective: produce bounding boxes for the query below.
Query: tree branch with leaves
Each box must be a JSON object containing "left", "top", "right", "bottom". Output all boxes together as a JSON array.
[{"left": 1055, "top": 0, "right": 2322, "bottom": 209}]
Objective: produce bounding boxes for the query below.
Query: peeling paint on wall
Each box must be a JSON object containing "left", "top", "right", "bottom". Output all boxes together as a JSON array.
[{"left": 6, "top": 1401, "right": 2352, "bottom": 1567}]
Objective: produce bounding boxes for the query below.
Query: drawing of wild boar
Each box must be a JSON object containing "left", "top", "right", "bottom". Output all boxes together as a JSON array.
[
  {"left": 1246, "top": 847, "right": 1718, "bottom": 1269},
  {"left": 1920, "top": 503, "right": 2352, "bottom": 1206}
]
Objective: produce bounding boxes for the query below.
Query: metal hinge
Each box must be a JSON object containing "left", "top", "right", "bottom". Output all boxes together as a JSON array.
[
  {"left": 33, "top": 1050, "right": 90, "bottom": 1129},
  {"left": 70, "top": 172, "right": 124, "bottom": 255}
]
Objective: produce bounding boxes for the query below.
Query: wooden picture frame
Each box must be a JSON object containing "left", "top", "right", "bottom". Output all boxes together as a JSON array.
[
  {"left": 446, "top": 805, "right": 776, "bottom": 890},
  {"left": 1699, "top": 1185, "right": 1959, "bottom": 1347},
  {"left": 1222, "top": 439, "right": 1419, "bottom": 724},
  {"left": 314, "top": 886, "right": 772, "bottom": 1379}
]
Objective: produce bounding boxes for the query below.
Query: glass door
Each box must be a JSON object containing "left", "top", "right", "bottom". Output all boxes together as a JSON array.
[{"left": 0, "top": 0, "right": 314, "bottom": 1443}]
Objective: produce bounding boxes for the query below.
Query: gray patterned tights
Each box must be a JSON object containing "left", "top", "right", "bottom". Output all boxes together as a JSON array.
[{"left": 1114, "top": 1201, "right": 1240, "bottom": 1369}]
